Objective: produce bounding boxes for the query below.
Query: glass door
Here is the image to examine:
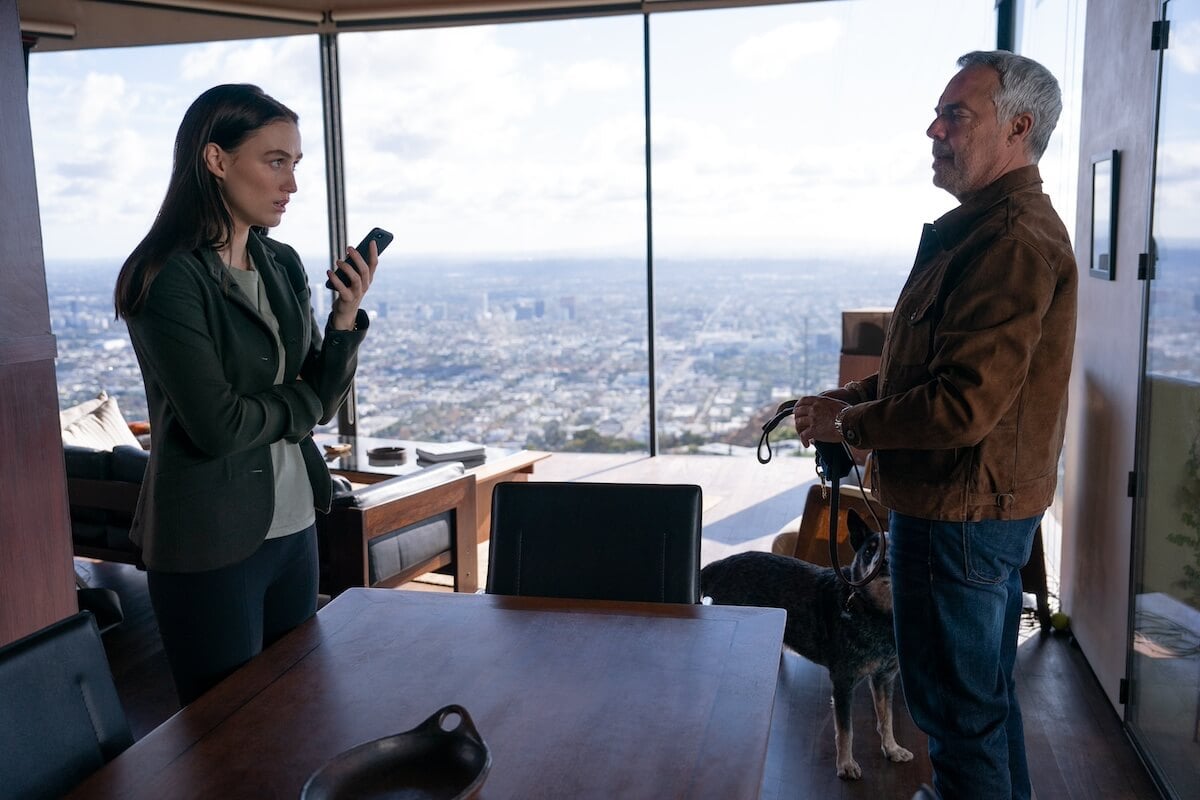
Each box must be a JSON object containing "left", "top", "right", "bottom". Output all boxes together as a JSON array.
[{"left": 1128, "top": 2, "right": 1200, "bottom": 797}]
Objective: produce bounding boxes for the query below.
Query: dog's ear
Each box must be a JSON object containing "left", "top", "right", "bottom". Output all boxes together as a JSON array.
[{"left": 847, "top": 509, "right": 869, "bottom": 552}]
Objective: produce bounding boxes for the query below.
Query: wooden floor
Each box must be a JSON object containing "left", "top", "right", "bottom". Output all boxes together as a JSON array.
[{"left": 75, "top": 452, "right": 1164, "bottom": 800}]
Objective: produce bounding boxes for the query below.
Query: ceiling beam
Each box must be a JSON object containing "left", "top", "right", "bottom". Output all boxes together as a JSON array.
[{"left": 101, "top": 0, "right": 323, "bottom": 25}]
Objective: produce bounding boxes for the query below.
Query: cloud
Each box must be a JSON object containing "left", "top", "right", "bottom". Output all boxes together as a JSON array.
[
  {"left": 1153, "top": 138, "right": 1200, "bottom": 239},
  {"left": 326, "top": 27, "right": 652, "bottom": 256},
  {"left": 730, "top": 19, "right": 843, "bottom": 81},
  {"left": 1157, "top": 139, "right": 1200, "bottom": 182},
  {"left": 335, "top": 26, "right": 536, "bottom": 223},
  {"left": 178, "top": 38, "right": 328, "bottom": 125},
  {"left": 1172, "top": 20, "right": 1200, "bottom": 74},
  {"left": 27, "top": 40, "right": 335, "bottom": 262},
  {"left": 77, "top": 72, "right": 130, "bottom": 128},
  {"left": 26, "top": 1, "right": 1012, "bottom": 263},
  {"left": 55, "top": 159, "right": 111, "bottom": 180},
  {"left": 543, "top": 58, "right": 635, "bottom": 104}
]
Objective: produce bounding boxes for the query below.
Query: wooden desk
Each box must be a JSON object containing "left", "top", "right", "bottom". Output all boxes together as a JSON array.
[
  {"left": 69, "top": 589, "right": 784, "bottom": 800},
  {"left": 316, "top": 434, "right": 551, "bottom": 544}
]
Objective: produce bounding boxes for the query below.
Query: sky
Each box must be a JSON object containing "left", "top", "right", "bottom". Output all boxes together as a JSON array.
[
  {"left": 1153, "top": 12, "right": 1200, "bottom": 247},
  {"left": 23, "top": 0, "right": 1098, "bottom": 270}
]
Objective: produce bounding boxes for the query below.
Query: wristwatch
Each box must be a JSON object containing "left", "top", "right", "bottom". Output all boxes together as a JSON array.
[{"left": 833, "top": 406, "right": 859, "bottom": 446}]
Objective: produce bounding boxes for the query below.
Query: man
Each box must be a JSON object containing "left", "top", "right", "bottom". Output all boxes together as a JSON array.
[{"left": 793, "top": 50, "right": 1077, "bottom": 800}]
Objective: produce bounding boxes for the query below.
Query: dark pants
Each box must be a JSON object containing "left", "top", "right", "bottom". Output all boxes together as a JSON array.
[
  {"left": 147, "top": 524, "right": 318, "bottom": 705},
  {"left": 889, "top": 512, "right": 1040, "bottom": 800}
]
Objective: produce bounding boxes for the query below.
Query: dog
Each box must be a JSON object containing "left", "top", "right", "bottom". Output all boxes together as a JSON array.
[{"left": 700, "top": 510, "right": 912, "bottom": 780}]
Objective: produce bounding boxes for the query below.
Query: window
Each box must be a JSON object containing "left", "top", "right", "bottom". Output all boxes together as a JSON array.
[
  {"left": 29, "top": 2, "right": 1012, "bottom": 455},
  {"left": 339, "top": 17, "right": 649, "bottom": 451},
  {"left": 28, "top": 37, "right": 328, "bottom": 423},
  {"left": 650, "top": 0, "right": 994, "bottom": 452},
  {"left": 1014, "top": 0, "right": 1088, "bottom": 578}
]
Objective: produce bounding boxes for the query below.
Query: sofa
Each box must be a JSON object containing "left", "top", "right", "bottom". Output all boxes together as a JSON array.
[
  {"left": 61, "top": 392, "right": 148, "bottom": 567},
  {"left": 65, "top": 443, "right": 147, "bottom": 566},
  {"left": 61, "top": 392, "right": 477, "bottom": 595}
]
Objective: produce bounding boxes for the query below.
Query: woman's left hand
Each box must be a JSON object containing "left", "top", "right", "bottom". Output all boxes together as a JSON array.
[{"left": 328, "top": 242, "right": 379, "bottom": 330}]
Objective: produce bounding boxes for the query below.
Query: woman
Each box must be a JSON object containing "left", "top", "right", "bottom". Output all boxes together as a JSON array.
[{"left": 114, "top": 84, "right": 377, "bottom": 704}]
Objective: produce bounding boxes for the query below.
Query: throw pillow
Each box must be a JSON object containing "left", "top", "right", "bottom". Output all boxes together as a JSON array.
[
  {"left": 61, "top": 392, "right": 143, "bottom": 451},
  {"left": 59, "top": 391, "right": 109, "bottom": 429}
]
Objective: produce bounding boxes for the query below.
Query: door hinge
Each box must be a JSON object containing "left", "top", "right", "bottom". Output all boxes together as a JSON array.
[
  {"left": 1119, "top": 677, "right": 1130, "bottom": 704},
  {"left": 1152, "top": 20, "right": 1170, "bottom": 51},
  {"left": 1127, "top": 470, "right": 1138, "bottom": 498},
  {"left": 1137, "top": 252, "right": 1155, "bottom": 281}
]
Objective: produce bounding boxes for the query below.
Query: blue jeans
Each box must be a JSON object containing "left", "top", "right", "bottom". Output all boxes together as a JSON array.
[{"left": 888, "top": 512, "right": 1040, "bottom": 800}]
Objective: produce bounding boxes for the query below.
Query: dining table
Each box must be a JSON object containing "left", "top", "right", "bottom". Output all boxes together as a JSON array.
[{"left": 68, "top": 588, "right": 786, "bottom": 799}]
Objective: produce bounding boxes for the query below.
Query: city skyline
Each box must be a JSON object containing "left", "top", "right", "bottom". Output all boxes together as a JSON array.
[
  {"left": 48, "top": 253, "right": 907, "bottom": 454},
  {"left": 48, "top": 239, "right": 1200, "bottom": 455}
]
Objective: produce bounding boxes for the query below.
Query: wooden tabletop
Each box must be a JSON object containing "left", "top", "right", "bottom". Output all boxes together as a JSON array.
[
  {"left": 315, "top": 434, "right": 551, "bottom": 544},
  {"left": 69, "top": 589, "right": 785, "bottom": 800},
  {"left": 315, "top": 432, "right": 550, "bottom": 485}
]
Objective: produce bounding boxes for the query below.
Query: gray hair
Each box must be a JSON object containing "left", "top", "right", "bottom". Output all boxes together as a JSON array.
[{"left": 957, "top": 50, "right": 1063, "bottom": 162}]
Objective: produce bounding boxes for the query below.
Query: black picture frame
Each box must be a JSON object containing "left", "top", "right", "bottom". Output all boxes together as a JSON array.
[{"left": 1089, "top": 150, "right": 1119, "bottom": 280}]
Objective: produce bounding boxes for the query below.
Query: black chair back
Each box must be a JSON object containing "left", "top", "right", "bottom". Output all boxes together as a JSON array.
[
  {"left": 487, "top": 481, "right": 703, "bottom": 603},
  {"left": 0, "top": 611, "right": 133, "bottom": 800}
]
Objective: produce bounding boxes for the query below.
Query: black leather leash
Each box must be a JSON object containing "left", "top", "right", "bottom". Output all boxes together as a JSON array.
[{"left": 758, "top": 400, "right": 887, "bottom": 590}]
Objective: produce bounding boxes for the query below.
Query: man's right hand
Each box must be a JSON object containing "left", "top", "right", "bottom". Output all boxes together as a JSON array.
[{"left": 792, "top": 395, "right": 850, "bottom": 448}]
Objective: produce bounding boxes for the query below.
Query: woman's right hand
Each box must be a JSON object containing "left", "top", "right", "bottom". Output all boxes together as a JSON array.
[{"left": 327, "top": 242, "right": 378, "bottom": 330}]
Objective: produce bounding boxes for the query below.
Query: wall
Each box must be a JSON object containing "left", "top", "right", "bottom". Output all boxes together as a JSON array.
[
  {"left": 1061, "top": 0, "right": 1158, "bottom": 712},
  {"left": 0, "top": 0, "right": 77, "bottom": 645}
]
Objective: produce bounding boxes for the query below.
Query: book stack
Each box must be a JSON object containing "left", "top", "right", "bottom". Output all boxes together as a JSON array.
[{"left": 415, "top": 440, "right": 486, "bottom": 467}]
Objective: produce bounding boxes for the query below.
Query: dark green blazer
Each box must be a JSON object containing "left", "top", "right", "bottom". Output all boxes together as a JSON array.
[{"left": 126, "top": 231, "right": 368, "bottom": 572}]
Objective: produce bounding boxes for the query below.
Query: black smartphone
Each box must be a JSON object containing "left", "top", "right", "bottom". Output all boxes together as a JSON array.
[{"left": 325, "top": 227, "right": 393, "bottom": 289}]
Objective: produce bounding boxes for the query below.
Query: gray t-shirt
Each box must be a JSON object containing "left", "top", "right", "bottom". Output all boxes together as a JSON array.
[{"left": 226, "top": 264, "right": 316, "bottom": 538}]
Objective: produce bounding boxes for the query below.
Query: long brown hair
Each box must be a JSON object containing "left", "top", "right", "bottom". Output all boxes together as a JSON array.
[{"left": 113, "top": 84, "right": 298, "bottom": 318}]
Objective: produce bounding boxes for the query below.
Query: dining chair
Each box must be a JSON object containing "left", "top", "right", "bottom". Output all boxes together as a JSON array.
[
  {"left": 486, "top": 481, "right": 703, "bottom": 603},
  {"left": 776, "top": 482, "right": 888, "bottom": 565},
  {"left": 0, "top": 610, "right": 133, "bottom": 800}
]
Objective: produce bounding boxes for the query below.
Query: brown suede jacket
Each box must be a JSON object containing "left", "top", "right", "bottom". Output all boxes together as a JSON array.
[{"left": 836, "top": 165, "right": 1077, "bottom": 521}]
